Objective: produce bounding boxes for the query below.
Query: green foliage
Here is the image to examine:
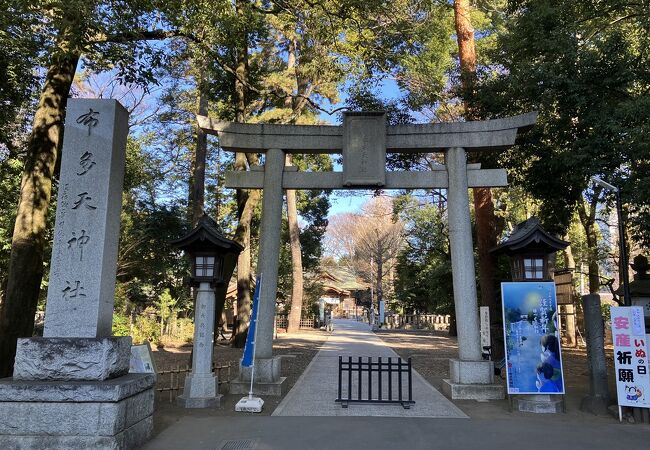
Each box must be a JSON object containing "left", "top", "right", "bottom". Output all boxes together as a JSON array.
[
  {"left": 394, "top": 195, "right": 454, "bottom": 313},
  {"left": 0, "top": 157, "right": 22, "bottom": 297},
  {"left": 131, "top": 310, "right": 160, "bottom": 345},
  {"left": 475, "top": 0, "right": 650, "bottom": 239},
  {"left": 170, "top": 317, "right": 195, "bottom": 344},
  {"left": 111, "top": 312, "right": 131, "bottom": 337},
  {"left": 154, "top": 288, "right": 177, "bottom": 327},
  {"left": 0, "top": 1, "right": 39, "bottom": 152},
  {"left": 7, "top": 0, "right": 589, "bottom": 343}
]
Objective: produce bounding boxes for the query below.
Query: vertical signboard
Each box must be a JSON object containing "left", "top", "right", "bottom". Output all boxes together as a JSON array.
[
  {"left": 44, "top": 99, "right": 128, "bottom": 338},
  {"left": 480, "top": 306, "right": 491, "bottom": 350},
  {"left": 501, "top": 282, "right": 564, "bottom": 394},
  {"left": 610, "top": 306, "right": 650, "bottom": 408}
]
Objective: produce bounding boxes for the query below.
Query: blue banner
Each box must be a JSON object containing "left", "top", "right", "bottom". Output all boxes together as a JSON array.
[
  {"left": 501, "top": 282, "right": 565, "bottom": 394},
  {"left": 241, "top": 276, "right": 261, "bottom": 368}
]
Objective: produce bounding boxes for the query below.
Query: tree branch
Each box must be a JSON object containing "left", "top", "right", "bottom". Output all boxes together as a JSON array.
[{"left": 90, "top": 29, "right": 200, "bottom": 45}]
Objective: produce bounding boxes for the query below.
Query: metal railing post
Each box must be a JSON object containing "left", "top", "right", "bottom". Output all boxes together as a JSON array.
[
  {"left": 378, "top": 357, "right": 382, "bottom": 401},
  {"left": 338, "top": 356, "right": 342, "bottom": 401},
  {"left": 408, "top": 358, "right": 413, "bottom": 403}
]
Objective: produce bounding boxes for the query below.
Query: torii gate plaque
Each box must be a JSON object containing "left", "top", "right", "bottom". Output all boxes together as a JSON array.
[{"left": 198, "top": 111, "right": 537, "bottom": 399}]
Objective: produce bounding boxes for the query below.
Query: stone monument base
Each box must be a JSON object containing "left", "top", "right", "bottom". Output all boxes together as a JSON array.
[
  {"left": 177, "top": 373, "right": 222, "bottom": 408},
  {"left": 512, "top": 394, "right": 564, "bottom": 413},
  {"left": 13, "top": 336, "right": 131, "bottom": 381},
  {"left": 441, "top": 359, "right": 505, "bottom": 400},
  {"left": 229, "top": 356, "right": 286, "bottom": 396},
  {"left": 0, "top": 373, "right": 154, "bottom": 450}
]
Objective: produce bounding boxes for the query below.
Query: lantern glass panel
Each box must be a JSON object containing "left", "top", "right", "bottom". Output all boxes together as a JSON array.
[
  {"left": 195, "top": 255, "right": 215, "bottom": 278},
  {"left": 523, "top": 257, "right": 544, "bottom": 279}
]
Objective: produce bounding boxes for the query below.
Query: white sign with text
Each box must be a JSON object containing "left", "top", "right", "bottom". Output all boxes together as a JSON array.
[{"left": 611, "top": 306, "right": 650, "bottom": 408}]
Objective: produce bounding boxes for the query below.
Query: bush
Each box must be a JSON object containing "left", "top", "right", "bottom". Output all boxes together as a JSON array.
[
  {"left": 131, "top": 314, "right": 160, "bottom": 345},
  {"left": 112, "top": 312, "right": 130, "bottom": 336}
]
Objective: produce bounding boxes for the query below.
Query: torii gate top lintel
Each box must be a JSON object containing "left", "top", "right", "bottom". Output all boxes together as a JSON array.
[
  {"left": 198, "top": 110, "right": 537, "bottom": 190},
  {"left": 197, "top": 111, "right": 537, "bottom": 154}
]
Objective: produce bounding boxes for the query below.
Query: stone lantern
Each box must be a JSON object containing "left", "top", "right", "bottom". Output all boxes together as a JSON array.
[
  {"left": 170, "top": 215, "right": 242, "bottom": 408},
  {"left": 490, "top": 217, "right": 569, "bottom": 281}
]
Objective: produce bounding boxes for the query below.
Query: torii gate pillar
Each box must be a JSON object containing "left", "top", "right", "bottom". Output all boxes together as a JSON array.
[
  {"left": 442, "top": 147, "right": 502, "bottom": 400},
  {"left": 236, "top": 148, "right": 287, "bottom": 394}
]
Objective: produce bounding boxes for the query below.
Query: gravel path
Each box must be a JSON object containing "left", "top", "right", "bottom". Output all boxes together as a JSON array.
[{"left": 273, "top": 319, "right": 466, "bottom": 418}]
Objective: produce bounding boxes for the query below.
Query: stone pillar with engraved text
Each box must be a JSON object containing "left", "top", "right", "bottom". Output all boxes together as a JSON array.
[{"left": 0, "top": 99, "right": 155, "bottom": 450}]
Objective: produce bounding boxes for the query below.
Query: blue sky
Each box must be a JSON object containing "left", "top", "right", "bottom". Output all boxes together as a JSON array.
[{"left": 328, "top": 192, "right": 374, "bottom": 216}]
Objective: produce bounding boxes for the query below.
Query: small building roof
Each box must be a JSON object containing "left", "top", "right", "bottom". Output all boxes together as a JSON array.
[
  {"left": 319, "top": 269, "right": 368, "bottom": 292},
  {"left": 490, "top": 217, "right": 569, "bottom": 256},
  {"left": 170, "top": 214, "right": 243, "bottom": 254}
]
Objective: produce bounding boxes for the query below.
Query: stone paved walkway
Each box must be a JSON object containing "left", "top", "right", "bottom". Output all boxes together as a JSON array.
[{"left": 272, "top": 319, "right": 467, "bottom": 418}]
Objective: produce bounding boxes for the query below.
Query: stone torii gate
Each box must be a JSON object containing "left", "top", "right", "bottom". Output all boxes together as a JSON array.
[{"left": 198, "top": 111, "right": 537, "bottom": 399}]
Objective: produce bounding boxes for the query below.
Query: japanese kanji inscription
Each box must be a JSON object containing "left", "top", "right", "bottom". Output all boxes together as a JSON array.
[{"left": 43, "top": 99, "right": 129, "bottom": 338}]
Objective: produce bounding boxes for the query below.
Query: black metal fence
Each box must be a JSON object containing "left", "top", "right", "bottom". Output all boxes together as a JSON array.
[{"left": 336, "top": 356, "right": 415, "bottom": 409}]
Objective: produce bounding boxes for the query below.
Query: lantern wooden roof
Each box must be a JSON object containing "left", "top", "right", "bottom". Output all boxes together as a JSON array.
[
  {"left": 170, "top": 214, "right": 243, "bottom": 254},
  {"left": 490, "top": 217, "right": 569, "bottom": 256}
]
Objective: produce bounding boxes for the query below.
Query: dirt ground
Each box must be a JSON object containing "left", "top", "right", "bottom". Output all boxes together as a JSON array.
[
  {"left": 376, "top": 328, "right": 624, "bottom": 420},
  {"left": 150, "top": 328, "right": 329, "bottom": 436}
]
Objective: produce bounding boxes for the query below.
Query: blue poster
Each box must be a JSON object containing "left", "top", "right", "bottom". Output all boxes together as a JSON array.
[{"left": 501, "top": 282, "right": 565, "bottom": 394}]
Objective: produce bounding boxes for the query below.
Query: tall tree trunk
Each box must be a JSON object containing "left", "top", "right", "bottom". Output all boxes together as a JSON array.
[
  {"left": 376, "top": 255, "right": 383, "bottom": 323},
  {"left": 0, "top": 49, "right": 79, "bottom": 377},
  {"left": 231, "top": 21, "right": 262, "bottom": 347},
  {"left": 232, "top": 171, "right": 260, "bottom": 347},
  {"left": 453, "top": 0, "right": 499, "bottom": 345},
  {"left": 188, "top": 64, "right": 209, "bottom": 361},
  {"left": 284, "top": 39, "right": 304, "bottom": 333},
  {"left": 563, "top": 243, "right": 576, "bottom": 270},
  {"left": 286, "top": 155, "right": 304, "bottom": 333},
  {"left": 191, "top": 66, "right": 209, "bottom": 226},
  {"left": 562, "top": 243, "right": 578, "bottom": 346},
  {"left": 284, "top": 39, "right": 306, "bottom": 333},
  {"left": 453, "top": 0, "right": 477, "bottom": 112},
  {"left": 579, "top": 198, "right": 601, "bottom": 294}
]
